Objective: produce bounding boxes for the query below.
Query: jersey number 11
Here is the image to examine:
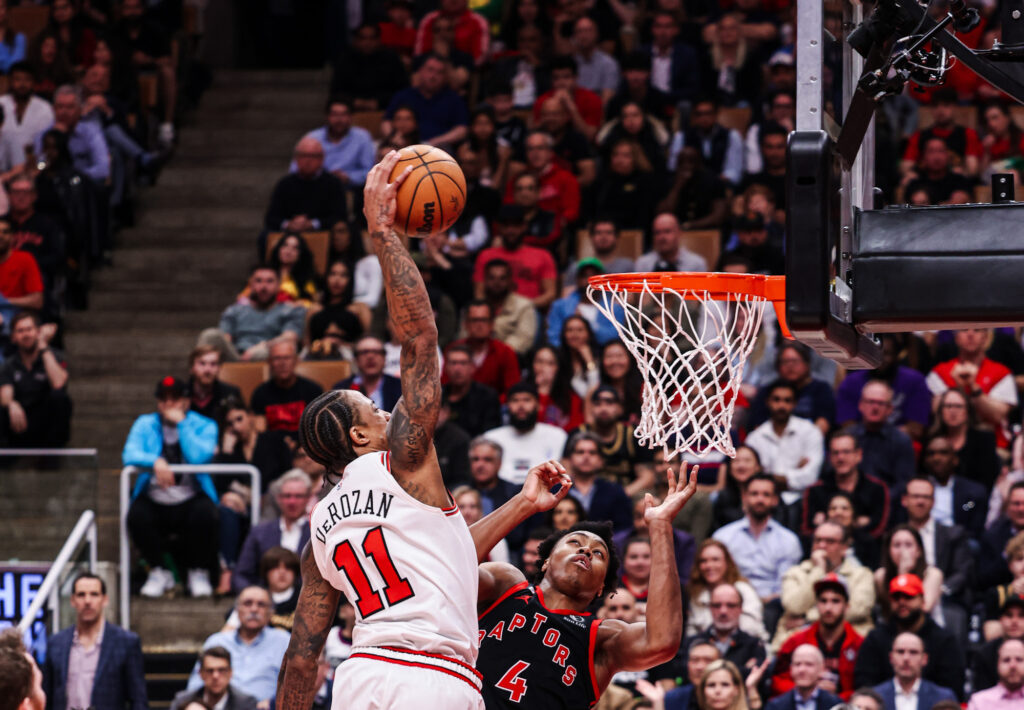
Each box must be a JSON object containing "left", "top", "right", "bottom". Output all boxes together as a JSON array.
[{"left": 332, "top": 525, "right": 415, "bottom": 618}]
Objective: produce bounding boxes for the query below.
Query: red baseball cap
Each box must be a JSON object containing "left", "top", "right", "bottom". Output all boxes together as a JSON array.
[{"left": 889, "top": 574, "right": 924, "bottom": 597}]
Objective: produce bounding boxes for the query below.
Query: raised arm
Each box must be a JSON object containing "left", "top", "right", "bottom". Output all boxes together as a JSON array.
[
  {"left": 276, "top": 543, "right": 341, "bottom": 710},
  {"left": 596, "top": 466, "right": 698, "bottom": 684},
  {"left": 363, "top": 152, "right": 444, "bottom": 491}
]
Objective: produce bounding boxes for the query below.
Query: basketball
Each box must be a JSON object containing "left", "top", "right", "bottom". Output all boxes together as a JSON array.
[{"left": 389, "top": 144, "right": 466, "bottom": 238}]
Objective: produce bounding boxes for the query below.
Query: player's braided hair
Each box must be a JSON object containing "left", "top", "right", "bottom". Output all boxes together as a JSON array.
[
  {"left": 299, "top": 390, "right": 361, "bottom": 483},
  {"left": 534, "top": 521, "right": 620, "bottom": 601}
]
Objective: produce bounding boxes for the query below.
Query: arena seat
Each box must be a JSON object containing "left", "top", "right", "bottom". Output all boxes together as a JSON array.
[
  {"left": 575, "top": 228, "right": 644, "bottom": 261},
  {"left": 138, "top": 75, "right": 160, "bottom": 110},
  {"left": 680, "top": 229, "right": 721, "bottom": 270},
  {"left": 353, "top": 110, "right": 386, "bottom": 140},
  {"left": 265, "top": 231, "right": 330, "bottom": 276},
  {"left": 295, "top": 360, "right": 351, "bottom": 391},
  {"left": 217, "top": 362, "right": 268, "bottom": 405}
]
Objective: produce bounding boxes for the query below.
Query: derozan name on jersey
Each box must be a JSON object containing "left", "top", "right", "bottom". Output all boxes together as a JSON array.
[{"left": 314, "top": 490, "right": 395, "bottom": 544}]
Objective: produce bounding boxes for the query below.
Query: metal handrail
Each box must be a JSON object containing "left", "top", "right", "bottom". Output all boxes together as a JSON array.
[
  {"left": 16, "top": 510, "right": 97, "bottom": 633},
  {"left": 119, "top": 464, "right": 261, "bottom": 630},
  {"left": 0, "top": 448, "right": 99, "bottom": 457}
]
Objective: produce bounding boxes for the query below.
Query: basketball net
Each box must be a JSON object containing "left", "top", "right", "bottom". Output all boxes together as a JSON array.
[{"left": 587, "top": 275, "right": 771, "bottom": 460}]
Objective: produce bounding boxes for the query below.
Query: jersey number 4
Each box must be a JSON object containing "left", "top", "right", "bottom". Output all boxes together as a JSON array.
[
  {"left": 332, "top": 526, "right": 415, "bottom": 618},
  {"left": 496, "top": 661, "right": 530, "bottom": 703}
]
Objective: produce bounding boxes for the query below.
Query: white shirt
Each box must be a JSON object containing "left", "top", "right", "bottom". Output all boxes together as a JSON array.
[
  {"left": 0, "top": 94, "right": 53, "bottom": 170},
  {"left": 932, "top": 478, "right": 954, "bottom": 527},
  {"left": 894, "top": 678, "right": 922, "bottom": 710},
  {"left": 651, "top": 50, "right": 672, "bottom": 94},
  {"left": 279, "top": 517, "right": 304, "bottom": 551},
  {"left": 483, "top": 423, "right": 568, "bottom": 485},
  {"left": 918, "top": 516, "right": 937, "bottom": 566},
  {"left": 745, "top": 416, "right": 824, "bottom": 504}
]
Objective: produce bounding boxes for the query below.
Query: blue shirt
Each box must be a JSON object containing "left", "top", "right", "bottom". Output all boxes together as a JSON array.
[
  {"left": 187, "top": 627, "right": 290, "bottom": 701},
  {"left": 35, "top": 119, "right": 110, "bottom": 182},
  {"left": 291, "top": 125, "right": 375, "bottom": 185},
  {"left": 385, "top": 86, "right": 468, "bottom": 143},
  {"left": 712, "top": 516, "right": 803, "bottom": 598},
  {"left": 0, "top": 33, "right": 26, "bottom": 73}
]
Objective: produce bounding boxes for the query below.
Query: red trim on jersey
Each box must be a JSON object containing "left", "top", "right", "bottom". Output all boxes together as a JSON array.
[
  {"left": 478, "top": 580, "right": 531, "bottom": 620},
  {"left": 380, "top": 646, "right": 483, "bottom": 680},
  {"left": 349, "top": 651, "right": 482, "bottom": 692},
  {"left": 535, "top": 587, "right": 592, "bottom": 616},
  {"left": 588, "top": 618, "right": 604, "bottom": 703}
]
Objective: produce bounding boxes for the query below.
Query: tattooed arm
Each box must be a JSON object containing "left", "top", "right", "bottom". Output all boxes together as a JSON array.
[
  {"left": 276, "top": 543, "right": 341, "bottom": 710},
  {"left": 363, "top": 151, "right": 448, "bottom": 506}
]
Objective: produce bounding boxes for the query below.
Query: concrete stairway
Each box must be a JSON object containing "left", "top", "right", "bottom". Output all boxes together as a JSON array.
[{"left": 1, "top": 70, "right": 329, "bottom": 633}]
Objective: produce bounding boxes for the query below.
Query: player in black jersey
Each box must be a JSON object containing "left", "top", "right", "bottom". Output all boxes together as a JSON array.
[{"left": 472, "top": 465, "right": 698, "bottom": 709}]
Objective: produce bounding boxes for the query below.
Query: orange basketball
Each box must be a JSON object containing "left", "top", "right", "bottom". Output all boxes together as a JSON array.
[{"left": 389, "top": 144, "right": 466, "bottom": 238}]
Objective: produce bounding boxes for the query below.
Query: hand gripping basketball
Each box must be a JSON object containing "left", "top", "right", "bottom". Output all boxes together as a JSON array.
[{"left": 364, "top": 150, "right": 414, "bottom": 234}]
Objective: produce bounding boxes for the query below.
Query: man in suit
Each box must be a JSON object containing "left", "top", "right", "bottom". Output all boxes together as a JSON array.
[
  {"left": 42, "top": 573, "right": 147, "bottom": 710},
  {"left": 333, "top": 336, "right": 402, "bottom": 412},
  {"left": 872, "top": 632, "right": 957, "bottom": 710},
  {"left": 766, "top": 644, "right": 842, "bottom": 710},
  {"left": 231, "top": 469, "right": 312, "bottom": 592},
  {"left": 854, "top": 574, "right": 965, "bottom": 699},
  {"left": 901, "top": 475, "right": 974, "bottom": 612},
  {"left": 921, "top": 435, "right": 988, "bottom": 538},
  {"left": 664, "top": 639, "right": 722, "bottom": 710},
  {"left": 170, "top": 646, "right": 257, "bottom": 710}
]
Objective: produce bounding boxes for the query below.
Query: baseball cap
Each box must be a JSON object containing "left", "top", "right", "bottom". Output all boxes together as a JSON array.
[
  {"left": 155, "top": 375, "right": 187, "bottom": 399},
  {"left": 576, "top": 257, "right": 605, "bottom": 274},
  {"left": 813, "top": 572, "right": 849, "bottom": 600},
  {"left": 1001, "top": 592, "right": 1024, "bottom": 615},
  {"left": 506, "top": 381, "right": 538, "bottom": 399},
  {"left": 495, "top": 204, "right": 526, "bottom": 224},
  {"left": 590, "top": 385, "right": 621, "bottom": 404},
  {"left": 769, "top": 49, "right": 795, "bottom": 67},
  {"left": 889, "top": 573, "right": 924, "bottom": 598}
]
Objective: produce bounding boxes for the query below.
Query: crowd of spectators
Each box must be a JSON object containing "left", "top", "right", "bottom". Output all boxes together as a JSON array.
[{"left": 30, "top": 1, "right": 1024, "bottom": 709}]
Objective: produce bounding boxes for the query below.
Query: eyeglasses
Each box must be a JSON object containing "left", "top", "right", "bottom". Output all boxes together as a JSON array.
[{"left": 355, "top": 349, "right": 385, "bottom": 356}]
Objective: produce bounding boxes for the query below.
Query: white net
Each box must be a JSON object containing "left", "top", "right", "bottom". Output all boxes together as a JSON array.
[{"left": 587, "top": 278, "right": 769, "bottom": 460}]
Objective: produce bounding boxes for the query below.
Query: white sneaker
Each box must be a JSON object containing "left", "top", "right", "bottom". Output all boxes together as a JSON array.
[
  {"left": 158, "top": 122, "right": 175, "bottom": 147},
  {"left": 188, "top": 569, "right": 213, "bottom": 597},
  {"left": 140, "top": 567, "right": 174, "bottom": 597}
]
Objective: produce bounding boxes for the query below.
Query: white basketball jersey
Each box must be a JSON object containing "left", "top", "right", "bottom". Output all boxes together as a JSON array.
[{"left": 310, "top": 451, "right": 479, "bottom": 665}]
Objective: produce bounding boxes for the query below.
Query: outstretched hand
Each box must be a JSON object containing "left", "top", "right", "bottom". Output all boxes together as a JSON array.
[
  {"left": 520, "top": 460, "right": 573, "bottom": 513},
  {"left": 363, "top": 151, "right": 413, "bottom": 233},
  {"left": 643, "top": 464, "right": 699, "bottom": 525}
]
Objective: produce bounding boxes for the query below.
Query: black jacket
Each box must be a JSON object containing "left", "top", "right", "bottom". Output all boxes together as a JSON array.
[
  {"left": 685, "top": 628, "right": 767, "bottom": 680},
  {"left": 264, "top": 171, "right": 346, "bottom": 231},
  {"left": 853, "top": 616, "right": 965, "bottom": 699}
]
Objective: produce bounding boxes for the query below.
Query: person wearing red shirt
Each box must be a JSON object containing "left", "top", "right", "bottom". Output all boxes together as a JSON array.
[
  {"left": 532, "top": 55, "right": 603, "bottom": 141},
  {"left": 473, "top": 204, "right": 558, "bottom": 309},
  {"left": 771, "top": 574, "right": 864, "bottom": 701},
  {"left": 0, "top": 217, "right": 43, "bottom": 313},
  {"left": 927, "top": 328, "right": 1018, "bottom": 448},
  {"left": 378, "top": 0, "right": 417, "bottom": 60},
  {"left": 449, "top": 301, "right": 519, "bottom": 397},
  {"left": 504, "top": 131, "right": 581, "bottom": 228},
  {"left": 901, "top": 87, "right": 983, "bottom": 180},
  {"left": 413, "top": 0, "right": 489, "bottom": 65}
]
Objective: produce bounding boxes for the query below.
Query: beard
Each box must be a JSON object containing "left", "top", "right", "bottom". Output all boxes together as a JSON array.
[
  {"left": 510, "top": 409, "right": 538, "bottom": 432},
  {"left": 895, "top": 608, "right": 924, "bottom": 629}
]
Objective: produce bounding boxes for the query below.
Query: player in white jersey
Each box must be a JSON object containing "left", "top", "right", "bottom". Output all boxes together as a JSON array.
[{"left": 275, "top": 152, "right": 573, "bottom": 710}]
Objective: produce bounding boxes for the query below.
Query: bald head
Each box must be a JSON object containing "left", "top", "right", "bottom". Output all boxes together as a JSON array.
[
  {"left": 791, "top": 644, "right": 824, "bottom": 691},
  {"left": 294, "top": 137, "right": 325, "bottom": 178}
]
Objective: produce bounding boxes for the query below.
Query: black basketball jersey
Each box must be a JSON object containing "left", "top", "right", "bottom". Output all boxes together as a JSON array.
[{"left": 477, "top": 581, "right": 603, "bottom": 709}]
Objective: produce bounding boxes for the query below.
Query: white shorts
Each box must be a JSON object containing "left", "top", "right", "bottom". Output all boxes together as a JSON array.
[{"left": 332, "top": 647, "right": 484, "bottom": 710}]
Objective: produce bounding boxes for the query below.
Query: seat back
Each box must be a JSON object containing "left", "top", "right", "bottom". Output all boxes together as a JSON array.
[
  {"left": 218, "top": 362, "right": 268, "bottom": 405},
  {"left": 265, "top": 231, "right": 331, "bottom": 277},
  {"left": 295, "top": 360, "right": 352, "bottom": 392}
]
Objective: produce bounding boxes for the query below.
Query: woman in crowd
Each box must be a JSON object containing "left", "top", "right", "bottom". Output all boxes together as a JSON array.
[
  {"left": 466, "top": 104, "right": 511, "bottom": 189},
  {"left": 526, "top": 344, "right": 584, "bottom": 431},
  {"left": 383, "top": 104, "right": 420, "bottom": 148},
  {"left": 826, "top": 490, "right": 878, "bottom": 567},
  {"left": 327, "top": 220, "right": 383, "bottom": 309},
  {"left": 223, "top": 546, "right": 301, "bottom": 632},
  {"left": 620, "top": 535, "right": 653, "bottom": 602},
  {"left": 712, "top": 445, "right": 763, "bottom": 529},
  {"left": 499, "top": 0, "right": 551, "bottom": 52},
  {"left": 28, "top": 31, "right": 73, "bottom": 100},
  {"left": 875, "top": 524, "right": 944, "bottom": 623},
  {"left": 702, "top": 13, "right": 762, "bottom": 107},
  {"left": 685, "top": 539, "right": 765, "bottom": 637},
  {"left": 268, "top": 232, "right": 319, "bottom": 304},
  {"left": 559, "top": 314, "right": 602, "bottom": 399},
  {"left": 47, "top": 0, "right": 96, "bottom": 69},
  {"left": 697, "top": 659, "right": 753, "bottom": 710},
  {"left": 597, "top": 101, "right": 670, "bottom": 174},
  {"left": 658, "top": 145, "right": 730, "bottom": 231},
  {"left": 980, "top": 102, "right": 1024, "bottom": 177},
  {"left": 589, "top": 138, "right": 660, "bottom": 231},
  {"left": 930, "top": 387, "right": 1001, "bottom": 490},
  {"left": 596, "top": 340, "right": 643, "bottom": 425},
  {"left": 453, "top": 486, "right": 510, "bottom": 563},
  {"left": 982, "top": 531, "right": 1024, "bottom": 639},
  {"left": 0, "top": 0, "right": 27, "bottom": 73},
  {"left": 216, "top": 398, "right": 294, "bottom": 494},
  {"left": 305, "top": 259, "right": 368, "bottom": 357},
  {"left": 545, "top": 495, "right": 587, "bottom": 532}
]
